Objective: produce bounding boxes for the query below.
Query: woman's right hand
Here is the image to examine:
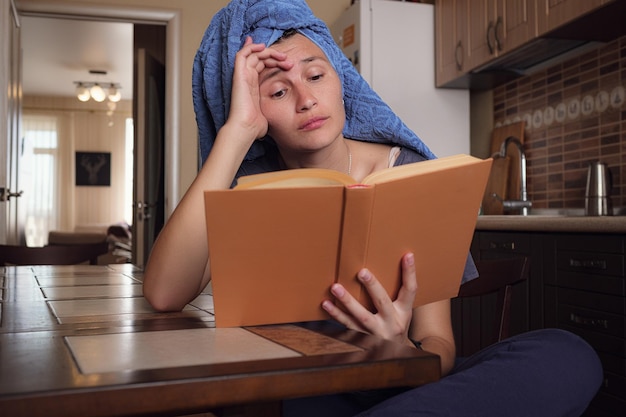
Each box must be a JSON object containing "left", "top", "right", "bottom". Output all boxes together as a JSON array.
[{"left": 227, "top": 36, "right": 292, "bottom": 144}]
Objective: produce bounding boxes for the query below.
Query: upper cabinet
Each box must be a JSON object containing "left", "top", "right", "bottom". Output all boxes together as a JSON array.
[
  {"left": 437, "top": 0, "right": 536, "bottom": 87},
  {"left": 435, "top": 0, "right": 468, "bottom": 87},
  {"left": 498, "top": 0, "right": 537, "bottom": 55},
  {"left": 536, "top": 0, "right": 608, "bottom": 34},
  {"left": 469, "top": 0, "right": 536, "bottom": 69},
  {"left": 465, "top": 0, "right": 496, "bottom": 72},
  {"left": 435, "top": 0, "right": 618, "bottom": 88}
]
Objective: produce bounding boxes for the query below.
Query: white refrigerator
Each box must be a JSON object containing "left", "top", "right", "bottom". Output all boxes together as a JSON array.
[{"left": 331, "top": 0, "right": 469, "bottom": 157}]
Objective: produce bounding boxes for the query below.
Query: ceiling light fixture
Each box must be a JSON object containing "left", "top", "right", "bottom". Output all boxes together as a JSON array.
[
  {"left": 74, "top": 70, "right": 122, "bottom": 103},
  {"left": 107, "top": 86, "right": 121, "bottom": 102},
  {"left": 90, "top": 84, "right": 106, "bottom": 102},
  {"left": 73, "top": 81, "right": 122, "bottom": 103},
  {"left": 76, "top": 83, "right": 91, "bottom": 102}
]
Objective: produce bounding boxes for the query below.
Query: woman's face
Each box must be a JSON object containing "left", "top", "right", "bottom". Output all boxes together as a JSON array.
[{"left": 258, "top": 33, "right": 345, "bottom": 154}]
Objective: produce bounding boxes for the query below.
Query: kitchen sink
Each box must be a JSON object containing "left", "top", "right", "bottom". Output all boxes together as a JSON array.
[
  {"left": 495, "top": 207, "right": 626, "bottom": 217},
  {"left": 525, "top": 208, "right": 584, "bottom": 216}
]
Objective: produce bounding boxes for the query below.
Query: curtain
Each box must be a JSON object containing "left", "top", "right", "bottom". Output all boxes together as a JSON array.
[
  {"left": 21, "top": 112, "right": 74, "bottom": 246},
  {"left": 21, "top": 114, "right": 60, "bottom": 246}
]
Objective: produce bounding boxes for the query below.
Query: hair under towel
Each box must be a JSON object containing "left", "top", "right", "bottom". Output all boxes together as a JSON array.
[{"left": 192, "top": 0, "right": 436, "bottom": 165}]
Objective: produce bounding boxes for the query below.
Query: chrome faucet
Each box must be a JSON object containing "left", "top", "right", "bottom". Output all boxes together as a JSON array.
[{"left": 492, "top": 136, "right": 532, "bottom": 216}]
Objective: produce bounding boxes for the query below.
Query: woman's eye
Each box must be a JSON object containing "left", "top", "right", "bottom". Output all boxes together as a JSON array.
[
  {"left": 310, "top": 74, "right": 323, "bottom": 81},
  {"left": 272, "top": 89, "right": 286, "bottom": 99}
]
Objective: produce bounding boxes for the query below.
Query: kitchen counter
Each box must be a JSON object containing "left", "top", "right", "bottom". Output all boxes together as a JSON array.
[{"left": 476, "top": 214, "right": 626, "bottom": 233}]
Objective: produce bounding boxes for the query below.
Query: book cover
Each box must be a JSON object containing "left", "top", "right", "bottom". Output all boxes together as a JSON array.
[{"left": 204, "top": 154, "right": 492, "bottom": 327}]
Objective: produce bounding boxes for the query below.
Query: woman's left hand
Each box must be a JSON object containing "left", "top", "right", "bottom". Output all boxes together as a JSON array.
[{"left": 322, "top": 252, "right": 417, "bottom": 346}]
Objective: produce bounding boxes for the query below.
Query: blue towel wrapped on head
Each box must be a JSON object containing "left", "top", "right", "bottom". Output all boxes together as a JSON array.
[{"left": 193, "top": 0, "right": 436, "bottom": 165}]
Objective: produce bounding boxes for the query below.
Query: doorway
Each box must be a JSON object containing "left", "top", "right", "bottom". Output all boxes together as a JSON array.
[
  {"left": 20, "top": 16, "right": 134, "bottom": 248},
  {"left": 10, "top": 1, "right": 180, "bottom": 265}
]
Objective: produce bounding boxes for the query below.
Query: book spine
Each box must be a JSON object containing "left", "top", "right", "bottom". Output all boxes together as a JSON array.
[{"left": 335, "top": 186, "right": 376, "bottom": 311}]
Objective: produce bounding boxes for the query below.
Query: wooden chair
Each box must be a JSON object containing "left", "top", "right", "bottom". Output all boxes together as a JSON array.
[
  {"left": 456, "top": 257, "right": 529, "bottom": 345},
  {"left": 0, "top": 242, "right": 109, "bottom": 266}
]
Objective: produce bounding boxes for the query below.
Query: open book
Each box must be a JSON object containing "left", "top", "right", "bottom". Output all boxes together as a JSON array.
[{"left": 204, "top": 154, "right": 492, "bottom": 327}]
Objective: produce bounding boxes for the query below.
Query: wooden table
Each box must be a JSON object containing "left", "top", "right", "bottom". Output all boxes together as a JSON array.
[{"left": 0, "top": 264, "right": 440, "bottom": 417}]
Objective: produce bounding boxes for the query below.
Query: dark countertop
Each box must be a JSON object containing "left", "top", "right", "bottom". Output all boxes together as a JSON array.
[{"left": 476, "top": 214, "right": 626, "bottom": 234}]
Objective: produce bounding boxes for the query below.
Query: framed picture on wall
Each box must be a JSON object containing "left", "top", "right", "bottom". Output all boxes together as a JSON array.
[{"left": 75, "top": 152, "right": 111, "bottom": 186}]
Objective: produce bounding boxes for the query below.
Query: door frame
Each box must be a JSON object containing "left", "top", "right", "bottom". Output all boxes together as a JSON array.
[
  {"left": 0, "top": 0, "right": 22, "bottom": 244},
  {"left": 134, "top": 48, "right": 166, "bottom": 267},
  {"left": 16, "top": 0, "right": 181, "bottom": 218}
]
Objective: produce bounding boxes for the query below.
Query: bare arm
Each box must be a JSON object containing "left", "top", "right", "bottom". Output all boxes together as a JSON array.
[
  {"left": 409, "top": 300, "right": 456, "bottom": 376},
  {"left": 143, "top": 38, "right": 292, "bottom": 311},
  {"left": 142, "top": 128, "right": 252, "bottom": 312}
]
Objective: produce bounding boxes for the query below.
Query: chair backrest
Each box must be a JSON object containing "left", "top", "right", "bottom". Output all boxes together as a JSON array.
[
  {"left": 457, "top": 257, "right": 529, "bottom": 344},
  {"left": 0, "top": 242, "right": 109, "bottom": 266}
]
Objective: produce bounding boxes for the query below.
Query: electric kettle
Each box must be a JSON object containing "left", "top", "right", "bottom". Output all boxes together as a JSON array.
[{"left": 585, "top": 161, "right": 612, "bottom": 216}]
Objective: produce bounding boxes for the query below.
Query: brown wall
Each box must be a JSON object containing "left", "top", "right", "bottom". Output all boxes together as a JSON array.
[{"left": 493, "top": 35, "right": 625, "bottom": 211}]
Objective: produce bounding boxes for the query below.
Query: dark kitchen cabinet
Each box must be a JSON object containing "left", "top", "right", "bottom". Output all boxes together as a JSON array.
[
  {"left": 454, "top": 230, "right": 544, "bottom": 356},
  {"left": 458, "top": 230, "right": 626, "bottom": 416},
  {"left": 543, "top": 233, "right": 625, "bottom": 417}
]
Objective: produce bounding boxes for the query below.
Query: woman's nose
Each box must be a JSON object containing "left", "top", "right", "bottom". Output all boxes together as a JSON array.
[{"left": 295, "top": 85, "right": 317, "bottom": 111}]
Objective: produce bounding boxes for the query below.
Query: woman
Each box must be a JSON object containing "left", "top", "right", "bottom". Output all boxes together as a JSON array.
[
  {"left": 145, "top": 26, "right": 456, "bottom": 369},
  {"left": 144, "top": 1, "right": 602, "bottom": 416}
]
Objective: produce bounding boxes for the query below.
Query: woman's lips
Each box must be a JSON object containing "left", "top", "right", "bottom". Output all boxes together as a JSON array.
[{"left": 299, "top": 116, "right": 327, "bottom": 131}]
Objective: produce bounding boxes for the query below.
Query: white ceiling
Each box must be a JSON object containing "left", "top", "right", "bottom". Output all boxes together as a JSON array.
[{"left": 21, "top": 16, "right": 134, "bottom": 101}]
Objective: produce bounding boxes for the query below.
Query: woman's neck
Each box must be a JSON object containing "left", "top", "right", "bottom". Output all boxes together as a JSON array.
[
  {"left": 344, "top": 140, "right": 396, "bottom": 182},
  {"left": 278, "top": 139, "right": 395, "bottom": 181},
  {"left": 279, "top": 138, "right": 352, "bottom": 175}
]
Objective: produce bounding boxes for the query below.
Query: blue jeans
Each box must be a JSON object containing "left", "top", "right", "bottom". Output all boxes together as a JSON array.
[{"left": 283, "top": 329, "right": 603, "bottom": 417}]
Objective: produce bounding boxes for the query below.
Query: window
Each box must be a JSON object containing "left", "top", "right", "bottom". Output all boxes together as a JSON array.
[{"left": 22, "top": 115, "right": 59, "bottom": 246}]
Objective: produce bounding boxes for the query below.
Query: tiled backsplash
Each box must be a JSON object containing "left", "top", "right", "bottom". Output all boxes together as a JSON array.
[{"left": 493, "top": 35, "right": 625, "bottom": 210}]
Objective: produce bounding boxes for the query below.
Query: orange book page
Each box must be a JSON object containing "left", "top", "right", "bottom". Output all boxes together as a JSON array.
[
  {"left": 360, "top": 154, "right": 475, "bottom": 185},
  {"left": 235, "top": 155, "right": 482, "bottom": 190},
  {"left": 235, "top": 168, "right": 355, "bottom": 189}
]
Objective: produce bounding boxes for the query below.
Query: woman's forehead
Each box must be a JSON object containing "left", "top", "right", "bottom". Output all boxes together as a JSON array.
[{"left": 269, "top": 33, "right": 326, "bottom": 58}]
